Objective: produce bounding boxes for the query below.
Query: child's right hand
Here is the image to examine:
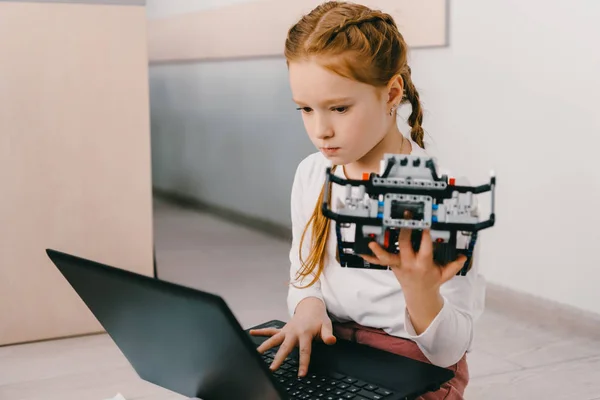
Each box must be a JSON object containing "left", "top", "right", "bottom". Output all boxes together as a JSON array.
[{"left": 249, "top": 297, "right": 337, "bottom": 377}]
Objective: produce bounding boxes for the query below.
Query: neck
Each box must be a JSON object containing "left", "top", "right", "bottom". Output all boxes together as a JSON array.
[{"left": 344, "top": 125, "right": 411, "bottom": 180}]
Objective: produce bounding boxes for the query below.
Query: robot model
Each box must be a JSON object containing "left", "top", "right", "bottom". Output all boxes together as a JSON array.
[{"left": 321, "top": 154, "right": 496, "bottom": 276}]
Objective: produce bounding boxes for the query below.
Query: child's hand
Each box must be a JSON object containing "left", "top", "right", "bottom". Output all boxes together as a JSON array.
[
  {"left": 249, "top": 297, "right": 336, "bottom": 377},
  {"left": 359, "top": 228, "right": 467, "bottom": 293}
]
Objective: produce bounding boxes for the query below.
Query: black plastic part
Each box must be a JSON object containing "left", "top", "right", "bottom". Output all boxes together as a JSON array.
[
  {"left": 425, "top": 159, "right": 441, "bottom": 181},
  {"left": 411, "top": 230, "right": 458, "bottom": 266},
  {"left": 323, "top": 206, "right": 496, "bottom": 234},
  {"left": 381, "top": 157, "right": 396, "bottom": 178},
  {"left": 458, "top": 231, "right": 479, "bottom": 276},
  {"left": 323, "top": 167, "right": 494, "bottom": 197},
  {"left": 338, "top": 225, "right": 465, "bottom": 270}
]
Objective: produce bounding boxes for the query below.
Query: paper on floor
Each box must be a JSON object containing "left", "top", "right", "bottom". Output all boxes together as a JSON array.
[{"left": 104, "top": 394, "right": 126, "bottom": 400}]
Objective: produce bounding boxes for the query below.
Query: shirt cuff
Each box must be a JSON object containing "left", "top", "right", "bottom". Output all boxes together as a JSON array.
[{"left": 287, "top": 286, "right": 324, "bottom": 317}]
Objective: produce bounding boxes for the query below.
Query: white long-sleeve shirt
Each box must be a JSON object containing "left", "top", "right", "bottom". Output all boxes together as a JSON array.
[{"left": 286, "top": 136, "right": 486, "bottom": 368}]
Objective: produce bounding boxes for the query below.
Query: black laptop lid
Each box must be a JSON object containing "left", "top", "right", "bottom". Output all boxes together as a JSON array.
[{"left": 46, "top": 249, "right": 283, "bottom": 400}]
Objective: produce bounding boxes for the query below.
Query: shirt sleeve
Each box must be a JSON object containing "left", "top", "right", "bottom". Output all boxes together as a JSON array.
[
  {"left": 403, "top": 175, "right": 487, "bottom": 368},
  {"left": 403, "top": 243, "right": 486, "bottom": 367},
  {"left": 286, "top": 159, "right": 325, "bottom": 317}
]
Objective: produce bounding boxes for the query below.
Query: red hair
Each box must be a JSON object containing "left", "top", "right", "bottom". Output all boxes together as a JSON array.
[{"left": 286, "top": 1, "right": 425, "bottom": 287}]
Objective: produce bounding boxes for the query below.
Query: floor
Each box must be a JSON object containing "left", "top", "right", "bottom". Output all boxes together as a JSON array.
[{"left": 2, "top": 198, "right": 600, "bottom": 400}]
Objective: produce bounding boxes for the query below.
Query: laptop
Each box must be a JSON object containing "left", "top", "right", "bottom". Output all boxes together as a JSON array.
[{"left": 46, "top": 248, "right": 454, "bottom": 400}]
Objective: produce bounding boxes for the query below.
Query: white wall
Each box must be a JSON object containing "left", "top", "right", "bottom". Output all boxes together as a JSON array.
[
  {"left": 407, "top": 0, "right": 600, "bottom": 315},
  {"left": 148, "top": 0, "right": 600, "bottom": 314},
  {"left": 146, "top": 0, "right": 253, "bottom": 19}
]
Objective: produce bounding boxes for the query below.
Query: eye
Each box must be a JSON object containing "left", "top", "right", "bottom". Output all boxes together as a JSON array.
[
  {"left": 332, "top": 106, "right": 349, "bottom": 114},
  {"left": 296, "top": 107, "right": 313, "bottom": 113}
]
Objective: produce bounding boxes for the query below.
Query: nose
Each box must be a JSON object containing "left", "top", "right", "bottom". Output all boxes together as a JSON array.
[{"left": 314, "top": 115, "right": 333, "bottom": 140}]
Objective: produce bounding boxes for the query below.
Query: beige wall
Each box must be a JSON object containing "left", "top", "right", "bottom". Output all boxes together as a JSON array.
[
  {"left": 0, "top": 1, "right": 153, "bottom": 345},
  {"left": 147, "top": 0, "right": 448, "bottom": 63}
]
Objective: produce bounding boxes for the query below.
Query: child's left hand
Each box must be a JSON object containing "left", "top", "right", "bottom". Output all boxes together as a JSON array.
[{"left": 359, "top": 228, "right": 467, "bottom": 293}]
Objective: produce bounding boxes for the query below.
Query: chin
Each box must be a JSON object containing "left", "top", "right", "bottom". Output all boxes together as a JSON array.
[{"left": 321, "top": 153, "right": 350, "bottom": 165}]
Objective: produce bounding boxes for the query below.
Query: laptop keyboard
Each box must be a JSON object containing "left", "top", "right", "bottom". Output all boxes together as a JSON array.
[{"left": 260, "top": 349, "right": 396, "bottom": 400}]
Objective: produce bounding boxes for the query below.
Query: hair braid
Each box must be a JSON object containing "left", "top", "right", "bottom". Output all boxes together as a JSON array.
[{"left": 402, "top": 66, "right": 425, "bottom": 148}]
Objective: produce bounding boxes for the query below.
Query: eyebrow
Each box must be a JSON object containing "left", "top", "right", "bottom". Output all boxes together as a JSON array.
[{"left": 292, "top": 97, "right": 353, "bottom": 106}]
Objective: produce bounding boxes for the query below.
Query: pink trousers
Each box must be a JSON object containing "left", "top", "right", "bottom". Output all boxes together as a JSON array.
[{"left": 332, "top": 322, "right": 469, "bottom": 400}]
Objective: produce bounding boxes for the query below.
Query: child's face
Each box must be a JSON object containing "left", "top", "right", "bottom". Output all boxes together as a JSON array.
[{"left": 289, "top": 60, "right": 390, "bottom": 165}]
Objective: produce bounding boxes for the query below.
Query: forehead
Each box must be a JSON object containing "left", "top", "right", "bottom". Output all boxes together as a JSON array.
[{"left": 288, "top": 60, "right": 379, "bottom": 104}]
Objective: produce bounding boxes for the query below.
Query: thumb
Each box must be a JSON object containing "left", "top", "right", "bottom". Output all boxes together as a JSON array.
[{"left": 320, "top": 318, "right": 337, "bottom": 345}]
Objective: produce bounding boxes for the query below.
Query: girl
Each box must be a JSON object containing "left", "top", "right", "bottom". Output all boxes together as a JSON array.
[{"left": 250, "top": 2, "right": 485, "bottom": 399}]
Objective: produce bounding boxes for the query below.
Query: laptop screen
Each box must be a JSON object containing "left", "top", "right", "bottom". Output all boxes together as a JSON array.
[{"left": 47, "top": 249, "right": 283, "bottom": 400}]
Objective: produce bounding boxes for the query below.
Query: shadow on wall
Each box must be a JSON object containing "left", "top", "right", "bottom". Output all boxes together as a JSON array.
[{"left": 149, "top": 58, "right": 315, "bottom": 229}]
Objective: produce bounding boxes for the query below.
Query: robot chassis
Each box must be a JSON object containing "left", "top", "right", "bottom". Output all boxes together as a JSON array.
[{"left": 321, "top": 154, "right": 496, "bottom": 276}]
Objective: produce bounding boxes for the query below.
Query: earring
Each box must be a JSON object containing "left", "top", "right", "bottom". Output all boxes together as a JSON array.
[{"left": 389, "top": 104, "right": 397, "bottom": 116}]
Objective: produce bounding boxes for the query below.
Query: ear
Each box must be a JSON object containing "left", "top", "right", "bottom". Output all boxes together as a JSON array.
[{"left": 386, "top": 74, "right": 404, "bottom": 107}]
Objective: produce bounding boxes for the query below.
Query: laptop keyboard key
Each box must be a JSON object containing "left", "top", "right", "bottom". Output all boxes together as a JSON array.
[
  {"left": 375, "top": 388, "right": 392, "bottom": 396},
  {"left": 356, "top": 389, "right": 383, "bottom": 399},
  {"left": 328, "top": 372, "right": 347, "bottom": 380}
]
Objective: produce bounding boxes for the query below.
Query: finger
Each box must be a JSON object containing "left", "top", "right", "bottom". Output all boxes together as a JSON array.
[
  {"left": 367, "top": 241, "right": 399, "bottom": 266},
  {"left": 249, "top": 327, "right": 280, "bottom": 337},
  {"left": 397, "top": 227, "right": 414, "bottom": 259},
  {"left": 297, "top": 334, "right": 312, "bottom": 377},
  {"left": 440, "top": 254, "right": 468, "bottom": 283},
  {"left": 320, "top": 318, "right": 337, "bottom": 345},
  {"left": 270, "top": 336, "right": 296, "bottom": 371},
  {"left": 417, "top": 229, "right": 433, "bottom": 258},
  {"left": 358, "top": 253, "right": 382, "bottom": 265},
  {"left": 256, "top": 331, "right": 285, "bottom": 354}
]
